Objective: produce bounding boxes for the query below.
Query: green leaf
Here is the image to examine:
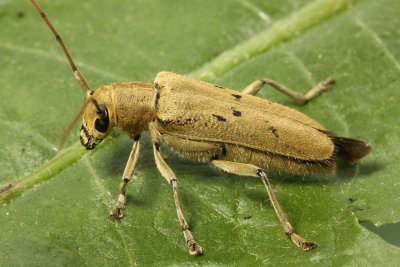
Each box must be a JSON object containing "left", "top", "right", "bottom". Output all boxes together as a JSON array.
[{"left": 1, "top": 0, "right": 399, "bottom": 266}]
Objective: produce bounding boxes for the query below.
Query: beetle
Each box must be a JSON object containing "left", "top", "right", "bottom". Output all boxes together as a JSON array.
[{"left": 31, "top": 0, "right": 371, "bottom": 256}]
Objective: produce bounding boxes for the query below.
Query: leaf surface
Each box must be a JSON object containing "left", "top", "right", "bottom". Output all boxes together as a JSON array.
[{"left": 1, "top": 0, "right": 399, "bottom": 266}]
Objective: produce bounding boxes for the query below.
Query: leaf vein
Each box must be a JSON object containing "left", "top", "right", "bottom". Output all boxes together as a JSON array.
[
  {"left": 354, "top": 18, "right": 400, "bottom": 73},
  {"left": 190, "top": 0, "right": 360, "bottom": 81},
  {"left": 236, "top": 0, "right": 271, "bottom": 23}
]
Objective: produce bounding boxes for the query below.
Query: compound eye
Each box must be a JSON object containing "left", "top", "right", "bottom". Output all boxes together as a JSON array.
[
  {"left": 94, "top": 105, "right": 109, "bottom": 133},
  {"left": 95, "top": 118, "right": 109, "bottom": 133}
]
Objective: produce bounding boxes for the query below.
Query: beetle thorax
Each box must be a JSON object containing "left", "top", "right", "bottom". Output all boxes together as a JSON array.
[{"left": 109, "top": 82, "right": 156, "bottom": 137}]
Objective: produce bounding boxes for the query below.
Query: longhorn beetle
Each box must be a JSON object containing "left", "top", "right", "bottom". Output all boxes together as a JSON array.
[{"left": 31, "top": 0, "right": 371, "bottom": 256}]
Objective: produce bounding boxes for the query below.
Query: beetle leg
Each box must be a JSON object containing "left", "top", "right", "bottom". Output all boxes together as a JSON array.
[
  {"left": 110, "top": 140, "right": 140, "bottom": 219},
  {"left": 212, "top": 159, "right": 317, "bottom": 251},
  {"left": 153, "top": 143, "right": 204, "bottom": 256},
  {"left": 242, "top": 77, "right": 335, "bottom": 105}
]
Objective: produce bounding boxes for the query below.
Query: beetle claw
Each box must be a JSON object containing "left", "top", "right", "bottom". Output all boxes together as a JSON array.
[
  {"left": 188, "top": 240, "right": 204, "bottom": 256},
  {"left": 110, "top": 207, "right": 124, "bottom": 219}
]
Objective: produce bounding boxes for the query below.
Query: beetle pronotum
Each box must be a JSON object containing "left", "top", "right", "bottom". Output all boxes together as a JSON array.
[{"left": 31, "top": 0, "right": 371, "bottom": 256}]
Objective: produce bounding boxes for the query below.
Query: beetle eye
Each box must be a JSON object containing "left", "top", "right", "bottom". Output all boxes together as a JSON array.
[
  {"left": 95, "top": 117, "right": 109, "bottom": 133},
  {"left": 94, "top": 105, "right": 109, "bottom": 133}
]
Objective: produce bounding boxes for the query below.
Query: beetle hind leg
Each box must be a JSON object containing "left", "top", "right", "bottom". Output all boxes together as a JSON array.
[
  {"left": 242, "top": 77, "right": 335, "bottom": 105},
  {"left": 153, "top": 143, "right": 203, "bottom": 256},
  {"left": 212, "top": 159, "right": 317, "bottom": 251}
]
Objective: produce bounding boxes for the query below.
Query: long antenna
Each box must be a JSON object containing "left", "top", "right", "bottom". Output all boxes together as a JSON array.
[
  {"left": 31, "top": 0, "right": 92, "bottom": 94},
  {"left": 31, "top": 0, "right": 101, "bottom": 152}
]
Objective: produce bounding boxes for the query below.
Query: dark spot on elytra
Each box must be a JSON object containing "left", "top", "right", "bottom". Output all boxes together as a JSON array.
[
  {"left": 184, "top": 118, "right": 194, "bottom": 124},
  {"left": 176, "top": 117, "right": 196, "bottom": 126},
  {"left": 231, "top": 94, "right": 242, "bottom": 100},
  {"left": 268, "top": 126, "right": 279, "bottom": 138},
  {"left": 243, "top": 215, "right": 252, "bottom": 220},
  {"left": 232, "top": 108, "right": 242, "bottom": 117},
  {"left": 212, "top": 114, "right": 227, "bottom": 122},
  {"left": 157, "top": 117, "right": 196, "bottom": 126},
  {"left": 214, "top": 85, "right": 226, "bottom": 89}
]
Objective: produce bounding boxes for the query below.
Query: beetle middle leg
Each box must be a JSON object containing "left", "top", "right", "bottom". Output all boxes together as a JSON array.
[
  {"left": 211, "top": 159, "right": 317, "bottom": 251},
  {"left": 153, "top": 143, "right": 204, "bottom": 256},
  {"left": 242, "top": 77, "right": 335, "bottom": 104},
  {"left": 110, "top": 140, "right": 140, "bottom": 219}
]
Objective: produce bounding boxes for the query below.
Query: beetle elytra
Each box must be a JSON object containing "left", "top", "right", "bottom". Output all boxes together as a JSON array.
[{"left": 31, "top": 0, "right": 371, "bottom": 256}]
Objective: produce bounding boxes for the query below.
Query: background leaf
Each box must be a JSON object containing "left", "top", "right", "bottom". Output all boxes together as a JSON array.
[{"left": 1, "top": 0, "right": 400, "bottom": 266}]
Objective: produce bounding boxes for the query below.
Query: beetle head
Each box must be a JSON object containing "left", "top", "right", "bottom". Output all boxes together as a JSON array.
[{"left": 80, "top": 95, "right": 114, "bottom": 150}]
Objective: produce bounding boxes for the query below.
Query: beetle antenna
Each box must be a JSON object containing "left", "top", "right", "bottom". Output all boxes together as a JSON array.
[
  {"left": 31, "top": 0, "right": 92, "bottom": 95},
  {"left": 57, "top": 97, "right": 100, "bottom": 152}
]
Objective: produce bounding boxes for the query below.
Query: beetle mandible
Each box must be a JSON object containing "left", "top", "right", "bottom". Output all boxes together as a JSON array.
[{"left": 31, "top": 0, "right": 371, "bottom": 256}]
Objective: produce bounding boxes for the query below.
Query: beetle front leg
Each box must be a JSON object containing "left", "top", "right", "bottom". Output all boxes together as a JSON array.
[
  {"left": 242, "top": 77, "right": 335, "bottom": 104},
  {"left": 212, "top": 160, "right": 317, "bottom": 251},
  {"left": 110, "top": 140, "right": 140, "bottom": 219},
  {"left": 153, "top": 143, "right": 203, "bottom": 256}
]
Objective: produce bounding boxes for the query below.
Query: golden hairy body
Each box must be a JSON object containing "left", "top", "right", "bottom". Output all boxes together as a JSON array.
[{"left": 31, "top": 0, "right": 371, "bottom": 256}]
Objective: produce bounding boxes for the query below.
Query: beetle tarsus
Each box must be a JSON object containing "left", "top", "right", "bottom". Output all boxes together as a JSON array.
[
  {"left": 302, "top": 77, "right": 335, "bottom": 104},
  {"left": 187, "top": 239, "right": 204, "bottom": 256},
  {"left": 317, "top": 77, "right": 335, "bottom": 94},
  {"left": 289, "top": 232, "right": 317, "bottom": 251},
  {"left": 301, "top": 241, "right": 318, "bottom": 251},
  {"left": 110, "top": 207, "right": 124, "bottom": 219}
]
